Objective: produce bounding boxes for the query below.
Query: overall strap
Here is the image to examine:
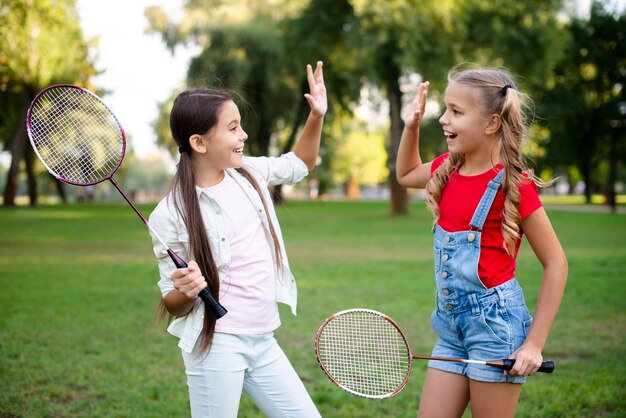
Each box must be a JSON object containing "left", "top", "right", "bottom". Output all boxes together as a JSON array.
[{"left": 469, "top": 169, "right": 506, "bottom": 230}]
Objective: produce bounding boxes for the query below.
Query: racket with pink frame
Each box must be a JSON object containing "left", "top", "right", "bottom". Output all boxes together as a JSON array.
[
  {"left": 26, "top": 84, "right": 227, "bottom": 319},
  {"left": 315, "top": 308, "right": 554, "bottom": 399}
]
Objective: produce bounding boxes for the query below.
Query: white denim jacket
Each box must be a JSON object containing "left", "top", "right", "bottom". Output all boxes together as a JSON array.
[{"left": 148, "top": 152, "right": 308, "bottom": 353}]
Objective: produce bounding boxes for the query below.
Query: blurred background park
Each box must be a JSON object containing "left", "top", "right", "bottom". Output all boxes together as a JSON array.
[
  {"left": 1, "top": 0, "right": 625, "bottom": 417},
  {"left": 1, "top": 0, "right": 626, "bottom": 209}
]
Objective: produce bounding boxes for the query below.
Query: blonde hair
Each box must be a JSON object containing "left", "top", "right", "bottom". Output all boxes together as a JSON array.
[{"left": 426, "top": 66, "right": 547, "bottom": 255}]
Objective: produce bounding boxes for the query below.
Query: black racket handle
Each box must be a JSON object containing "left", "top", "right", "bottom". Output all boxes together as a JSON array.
[
  {"left": 167, "top": 249, "right": 228, "bottom": 319},
  {"left": 501, "top": 359, "right": 555, "bottom": 374}
]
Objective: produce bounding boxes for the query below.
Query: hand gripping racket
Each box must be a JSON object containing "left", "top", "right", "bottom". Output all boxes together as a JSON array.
[
  {"left": 315, "top": 308, "right": 554, "bottom": 399},
  {"left": 26, "top": 84, "right": 227, "bottom": 319}
]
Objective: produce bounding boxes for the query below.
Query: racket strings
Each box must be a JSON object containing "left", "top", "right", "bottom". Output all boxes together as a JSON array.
[
  {"left": 317, "top": 310, "right": 411, "bottom": 398},
  {"left": 28, "top": 87, "right": 124, "bottom": 185}
]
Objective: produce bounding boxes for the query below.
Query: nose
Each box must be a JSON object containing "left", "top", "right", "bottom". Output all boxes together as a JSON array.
[
  {"left": 439, "top": 111, "right": 448, "bottom": 126},
  {"left": 240, "top": 128, "right": 248, "bottom": 142}
]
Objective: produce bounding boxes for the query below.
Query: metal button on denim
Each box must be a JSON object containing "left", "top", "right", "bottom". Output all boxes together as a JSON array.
[
  {"left": 468, "top": 233, "right": 476, "bottom": 242},
  {"left": 443, "top": 254, "right": 449, "bottom": 261},
  {"left": 441, "top": 271, "right": 448, "bottom": 279},
  {"left": 446, "top": 304, "right": 453, "bottom": 310},
  {"left": 442, "top": 289, "right": 449, "bottom": 296}
]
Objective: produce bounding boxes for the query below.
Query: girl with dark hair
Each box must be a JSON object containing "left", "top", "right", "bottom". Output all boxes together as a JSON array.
[
  {"left": 396, "top": 66, "right": 567, "bottom": 417},
  {"left": 149, "top": 62, "right": 326, "bottom": 417}
]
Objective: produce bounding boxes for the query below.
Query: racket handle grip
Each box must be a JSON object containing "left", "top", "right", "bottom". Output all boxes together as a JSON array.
[
  {"left": 198, "top": 288, "right": 228, "bottom": 319},
  {"left": 501, "top": 359, "right": 555, "bottom": 374},
  {"left": 166, "top": 249, "right": 228, "bottom": 319}
]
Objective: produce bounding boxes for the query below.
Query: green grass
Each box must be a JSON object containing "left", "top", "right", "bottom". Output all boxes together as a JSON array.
[{"left": 1, "top": 200, "right": 625, "bottom": 417}]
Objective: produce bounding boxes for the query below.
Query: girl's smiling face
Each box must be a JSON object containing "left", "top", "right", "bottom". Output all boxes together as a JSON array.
[
  {"left": 438, "top": 81, "right": 492, "bottom": 157},
  {"left": 203, "top": 100, "right": 248, "bottom": 170}
]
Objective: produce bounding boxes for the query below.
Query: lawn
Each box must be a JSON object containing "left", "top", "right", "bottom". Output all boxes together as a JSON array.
[{"left": 0, "top": 200, "right": 625, "bottom": 417}]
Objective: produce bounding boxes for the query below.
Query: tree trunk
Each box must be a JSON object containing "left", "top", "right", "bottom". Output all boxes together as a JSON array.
[
  {"left": 345, "top": 177, "right": 360, "bottom": 199},
  {"left": 3, "top": 90, "right": 33, "bottom": 206},
  {"left": 55, "top": 179, "right": 67, "bottom": 203},
  {"left": 384, "top": 51, "right": 409, "bottom": 215},
  {"left": 24, "top": 147, "right": 37, "bottom": 206},
  {"left": 582, "top": 160, "right": 592, "bottom": 204},
  {"left": 607, "top": 130, "right": 617, "bottom": 213}
]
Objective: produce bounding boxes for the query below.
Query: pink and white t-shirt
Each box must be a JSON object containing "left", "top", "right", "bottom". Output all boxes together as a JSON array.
[{"left": 203, "top": 174, "right": 280, "bottom": 334}]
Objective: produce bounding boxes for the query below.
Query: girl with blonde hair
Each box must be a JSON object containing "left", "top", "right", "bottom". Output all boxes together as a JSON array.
[{"left": 396, "top": 66, "right": 567, "bottom": 417}]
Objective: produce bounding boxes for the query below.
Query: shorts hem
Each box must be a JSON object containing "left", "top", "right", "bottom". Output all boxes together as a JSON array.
[{"left": 428, "top": 361, "right": 526, "bottom": 384}]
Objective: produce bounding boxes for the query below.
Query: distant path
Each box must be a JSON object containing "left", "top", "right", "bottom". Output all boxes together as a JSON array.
[{"left": 545, "top": 204, "right": 626, "bottom": 214}]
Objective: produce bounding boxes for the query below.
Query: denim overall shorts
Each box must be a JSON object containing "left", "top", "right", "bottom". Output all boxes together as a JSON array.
[{"left": 429, "top": 169, "right": 532, "bottom": 384}]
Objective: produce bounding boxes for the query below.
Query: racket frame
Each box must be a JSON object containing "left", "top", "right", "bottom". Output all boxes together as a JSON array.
[
  {"left": 27, "top": 84, "right": 126, "bottom": 187},
  {"left": 26, "top": 84, "right": 227, "bottom": 319},
  {"left": 315, "top": 308, "right": 554, "bottom": 399},
  {"left": 315, "top": 308, "right": 413, "bottom": 399}
]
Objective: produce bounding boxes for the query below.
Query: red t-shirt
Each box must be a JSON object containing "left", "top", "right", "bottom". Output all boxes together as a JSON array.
[{"left": 431, "top": 154, "right": 542, "bottom": 288}]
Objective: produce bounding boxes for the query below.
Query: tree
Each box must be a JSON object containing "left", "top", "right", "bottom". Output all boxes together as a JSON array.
[
  {"left": 541, "top": 2, "right": 626, "bottom": 203},
  {"left": 147, "top": 0, "right": 363, "bottom": 201},
  {"left": 455, "top": 0, "right": 566, "bottom": 93},
  {"left": 146, "top": 1, "right": 304, "bottom": 158},
  {"left": 350, "top": 0, "right": 455, "bottom": 214},
  {"left": 275, "top": 0, "right": 362, "bottom": 199},
  {"left": 0, "top": 0, "right": 98, "bottom": 206},
  {"left": 186, "top": 23, "right": 293, "bottom": 157},
  {"left": 331, "top": 115, "right": 388, "bottom": 199}
]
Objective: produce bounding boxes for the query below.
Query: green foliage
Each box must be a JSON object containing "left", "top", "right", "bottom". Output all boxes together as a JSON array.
[
  {"left": 145, "top": 0, "right": 623, "bottom": 199},
  {"left": 539, "top": 2, "right": 626, "bottom": 194},
  {"left": 1, "top": 201, "right": 625, "bottom": 417},
  {"left": 330, "top": 118, "right": 389, "bottom": 187},
  {"left": 147, "top": 1, "right": 306, "bottom": 157},
  {"left": 0, "top": 0, "right": 98, "bottom": 90},
  {"left": 0, "top": 0, "right": 98, "bottom": 205},
  {"left": 455, "top": 0, "right": 565, "bottom": 92},
  {"left": 351, "top": 0, "right": 455, "bottom": 88}
]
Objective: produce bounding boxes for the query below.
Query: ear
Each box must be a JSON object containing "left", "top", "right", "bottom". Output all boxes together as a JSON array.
[
  {"left": 485, "top": 114, "right": 502, "bottom": 136},
  {"left": 189, "top": 134, "right": 207, "bottom": 154}
]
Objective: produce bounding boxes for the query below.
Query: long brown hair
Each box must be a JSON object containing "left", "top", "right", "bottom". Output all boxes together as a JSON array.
[
  {"left": 166, "top": 88, "right": 282, "bottom": 353},
  {"left": 426, "top": 67, "right": 549, "bottom": 255}
]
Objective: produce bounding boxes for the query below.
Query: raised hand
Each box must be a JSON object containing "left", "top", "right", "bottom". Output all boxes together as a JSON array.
[
  {"left": 304, "top": 61, "right": 327, "bottom": 117},
  {"left": 404, "top": 81, "right": 429, "bottom": 130}
]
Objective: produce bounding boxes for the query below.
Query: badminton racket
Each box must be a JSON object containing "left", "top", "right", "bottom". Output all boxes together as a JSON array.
[
  {"left": 315, "top": 308, "right": 554, "bottom": 399},
  {"left": 26, "top": 84, "right": 227, "bottom": 319}
]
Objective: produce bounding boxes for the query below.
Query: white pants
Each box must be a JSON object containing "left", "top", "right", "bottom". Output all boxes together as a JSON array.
[{"left": 181, "top": 332, "right": 321, "bottom": 418}]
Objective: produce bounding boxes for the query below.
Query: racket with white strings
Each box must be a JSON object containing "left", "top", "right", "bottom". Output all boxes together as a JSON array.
[
  {"left": 315, "top": 308, "right": 554, "bottom": 399},
  {"left": 26, "top": 84, "right": 227, "bottom": 319}
]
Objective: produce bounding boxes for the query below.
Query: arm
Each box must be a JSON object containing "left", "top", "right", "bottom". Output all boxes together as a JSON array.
[
  {"left": 293, "top": 61, "right": 327, "bottom": 171},
  {"left": 508, "top": 207, "right": 568, "bottom": 376},
  {"left": 396, "top": 81, "right": 433, "bottom": 189},
  {"left": 149, "top": 205, "right": 208, "bottom": 317}
]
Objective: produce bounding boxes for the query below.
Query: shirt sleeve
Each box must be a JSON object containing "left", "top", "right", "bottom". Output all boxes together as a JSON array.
[
  {"left": 148, "top": 198, "right": 187, "bottom": 297},
  {"left": 519, "top": 179, "right": 543, "bottom": 220},
  {"left": 243, "top": 152, "right": 309, "bottom": 186},
  {"left": 430, "top": 153, "right": 450, "bottom": 176}
]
